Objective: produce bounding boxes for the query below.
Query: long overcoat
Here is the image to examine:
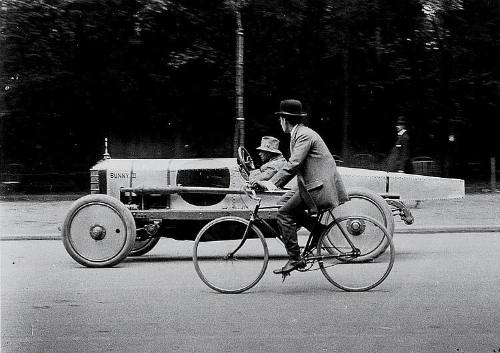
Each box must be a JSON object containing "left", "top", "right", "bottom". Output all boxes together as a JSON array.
[
  {"left": 270, "top": 124, "right": 348, "bottom": 212},
  {"left": 387, "top": 130, "right": 411, "bottom": 172}
]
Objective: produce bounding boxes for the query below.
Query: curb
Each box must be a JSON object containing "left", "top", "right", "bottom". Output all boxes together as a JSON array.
[
  {"left": 0, "top": 234, "right": 62, "bottom": 241},
  {"left": 1, "top": 226, "right": 499, "bottom": 241},
  {"left": 395, "top": 225, "right": 500, "bottom": 234}
]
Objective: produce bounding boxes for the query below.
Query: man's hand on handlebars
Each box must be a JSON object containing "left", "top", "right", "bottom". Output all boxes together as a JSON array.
[{"left": 250, "top": 180, "right": 278, "bottom": 191}]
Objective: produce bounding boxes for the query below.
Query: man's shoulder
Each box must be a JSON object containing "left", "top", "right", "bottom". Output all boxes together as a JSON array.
[
  {"left": 297, "top": 124, "right": 323, "bottom": 142},
  {"left": 296, "top": 124, "right": 317, "bottom": 137}
]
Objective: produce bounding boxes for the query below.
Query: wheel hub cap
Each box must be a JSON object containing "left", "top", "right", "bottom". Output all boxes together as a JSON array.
[
  {"left": 89, "top": 225, "right": 106, "bottom": 240},
  {"left": 347, "top": 219, "right": 366, "bottom": 236}
]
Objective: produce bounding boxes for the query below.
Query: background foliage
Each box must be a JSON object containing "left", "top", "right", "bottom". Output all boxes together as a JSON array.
[{"left": 0, "top": 0, "right": 498, "bottom": 189}]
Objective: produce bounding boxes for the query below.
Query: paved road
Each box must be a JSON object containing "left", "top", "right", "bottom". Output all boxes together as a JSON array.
[{"left": 1, "top": 233, "right": 499, "bottom": 353}]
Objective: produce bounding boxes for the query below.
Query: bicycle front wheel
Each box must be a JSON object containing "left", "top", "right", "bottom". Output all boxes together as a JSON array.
[
  {"left": 193, "top": 216, "right": 269, "bottom": 294},
  {"left": 318, "top": 216, "right": 395, "bottom": 292}
]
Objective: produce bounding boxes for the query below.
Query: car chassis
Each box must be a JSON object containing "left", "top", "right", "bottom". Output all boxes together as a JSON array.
[{"left": 61, "top": 145, "right": 464, "bottom": 268}]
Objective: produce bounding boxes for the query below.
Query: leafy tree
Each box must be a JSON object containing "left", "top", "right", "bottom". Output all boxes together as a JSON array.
[{"left": 0, "top": 0, "right": 498, "bottom": 184}]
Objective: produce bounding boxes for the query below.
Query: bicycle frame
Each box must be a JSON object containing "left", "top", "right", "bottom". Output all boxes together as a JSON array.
[
  {"left": 192, "top": 187, "right": 396, "bottom": 293},
  {"left": 229, "top": 194, "right": 361, "bottom": 264}
]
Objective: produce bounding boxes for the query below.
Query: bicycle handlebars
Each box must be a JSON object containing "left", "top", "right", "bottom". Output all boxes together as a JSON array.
[{"left": 243, "top": 183, "right": 262, "bottom": 201}]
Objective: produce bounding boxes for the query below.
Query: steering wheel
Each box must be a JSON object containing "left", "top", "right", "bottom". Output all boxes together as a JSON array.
[{"left": 237, "top": 146, "right": 255, "bottom": 176}]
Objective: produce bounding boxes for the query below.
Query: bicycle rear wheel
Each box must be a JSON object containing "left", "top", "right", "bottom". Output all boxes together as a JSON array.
[
  {"left": 318, "top": 216, "right": 395, "bottom": 291},
  {"left": 193, "top": 216, "right": 269, "bottom": 294},
  {"left": 327, "top": 188, "right": 394, "bottom": 258}
]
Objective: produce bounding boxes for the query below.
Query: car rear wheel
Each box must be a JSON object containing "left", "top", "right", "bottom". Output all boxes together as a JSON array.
[{"left": 325, "top": 187, "right": 394, "bottom": 259}]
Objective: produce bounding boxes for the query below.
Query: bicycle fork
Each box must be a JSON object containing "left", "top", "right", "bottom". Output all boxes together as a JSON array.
[{"left": 227, "top": 205, "right": 260, "bottom": 259}]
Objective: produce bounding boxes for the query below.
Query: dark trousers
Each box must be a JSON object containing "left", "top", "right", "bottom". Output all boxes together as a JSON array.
[{"left": 277, "top": 189, "right": 316, "bottom": 260}]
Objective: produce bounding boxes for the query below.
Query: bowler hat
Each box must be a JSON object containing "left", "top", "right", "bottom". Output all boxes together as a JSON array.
[
  {"left": 396, "top": 116, "right": 407, "bottom": 125},
  {"left": 275, "top": 99, "right": 307, "bottom": 117},
  {"left": 256, "top": 136, "right": 282, "bottom": 154}
]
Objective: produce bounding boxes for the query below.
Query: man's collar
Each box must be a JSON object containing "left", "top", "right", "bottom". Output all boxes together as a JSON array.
[
  {"left": 291, "top": 123, "right": 300, "bottom": 136},
  {"left": 398, "top": 129, "right": 407, "bottom": 136}
]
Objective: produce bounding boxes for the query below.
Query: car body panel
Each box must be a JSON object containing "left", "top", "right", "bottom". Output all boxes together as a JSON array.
[{"left": 91, "top": 157, "right": 464, "bottom": 204}]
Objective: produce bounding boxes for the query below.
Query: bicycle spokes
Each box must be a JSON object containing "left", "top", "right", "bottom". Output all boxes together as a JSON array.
[
  {"left": 318, "top": 216, "right": 395, "bottom": 291},
  {"left": 193, "top": 217, "right": 269, "bottom": 294}
]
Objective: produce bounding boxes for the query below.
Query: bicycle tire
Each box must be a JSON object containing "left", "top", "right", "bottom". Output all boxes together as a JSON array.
[
  {"left": 318, "top": 215, "right": 395, "bottom": 292},
  {"left": 193, "top": 216, "right": 269, "bottom": 294}
]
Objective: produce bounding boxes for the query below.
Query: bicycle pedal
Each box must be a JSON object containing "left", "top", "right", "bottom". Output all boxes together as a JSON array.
[{"left": 281, "top": 272, "right": 290, "bottom": 282}]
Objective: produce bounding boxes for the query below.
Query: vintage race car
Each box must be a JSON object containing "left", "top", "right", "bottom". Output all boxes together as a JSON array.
[{"left": 62, "top": 146, "right": 464, "bottom": 267}]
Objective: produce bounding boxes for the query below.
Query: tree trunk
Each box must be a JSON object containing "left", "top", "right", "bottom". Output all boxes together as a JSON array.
[{"left": 341, "top": 46, "right": 352, "bottom": 159}]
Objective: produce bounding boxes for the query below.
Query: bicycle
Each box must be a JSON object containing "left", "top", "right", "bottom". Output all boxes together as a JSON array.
[{"left": 192, "top": 186, "right": 395, "bottom": 294}]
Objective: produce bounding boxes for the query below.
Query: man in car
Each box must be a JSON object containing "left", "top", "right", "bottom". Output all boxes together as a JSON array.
[
  {"left": 253, "top": 99, "right": 349, "bottom": 274},
  {"left": 248, "top": 136, "right": 286, "bottom": 183}
]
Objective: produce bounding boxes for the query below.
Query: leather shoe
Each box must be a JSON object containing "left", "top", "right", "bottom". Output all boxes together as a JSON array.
[{"left": 273, "top": 259, "right": 306, "bottom": 274}]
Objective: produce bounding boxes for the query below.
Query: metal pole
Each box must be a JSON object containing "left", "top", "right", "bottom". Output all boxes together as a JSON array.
[
  {"left": 233, "top": 4, "right": 244, "bottom": 156},
  {"left": 491, "top": 156, "right": 496, "bottom": 192}
]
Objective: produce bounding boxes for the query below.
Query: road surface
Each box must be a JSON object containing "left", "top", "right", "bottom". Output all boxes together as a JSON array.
[{"left": 1, "top": 233, "right": 499, "bottom": 353}]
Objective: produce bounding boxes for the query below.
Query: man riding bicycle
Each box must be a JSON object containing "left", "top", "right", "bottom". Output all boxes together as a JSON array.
[{"left": 253, "top": 99, "right": 349, "bottom": 274}]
